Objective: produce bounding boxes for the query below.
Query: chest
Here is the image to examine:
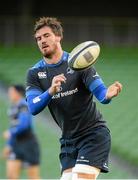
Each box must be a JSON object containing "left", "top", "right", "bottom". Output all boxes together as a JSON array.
[
  {"left": 8, "top": 106, "right": 19, "bottom": 126},
  {"left": 37, "top": 62, "right": 81, "bottom": 92}
]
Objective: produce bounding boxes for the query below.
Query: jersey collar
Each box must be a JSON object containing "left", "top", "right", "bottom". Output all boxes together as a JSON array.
[{"left": 42, "top": 51, "right": 69, "bottom": 67}]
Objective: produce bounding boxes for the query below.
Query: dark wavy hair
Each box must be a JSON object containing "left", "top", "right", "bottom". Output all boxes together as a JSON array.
[{"left": 34, "top": 17, "right": 63, "bottom": 39}]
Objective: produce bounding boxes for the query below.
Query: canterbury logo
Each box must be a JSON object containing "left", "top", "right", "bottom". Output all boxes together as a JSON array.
[
  {"left": 38, "top": 72, "right": 47, "bottom": 79},
  {"left": 33, "top": 97, "right": 41, "bottom": 103}
]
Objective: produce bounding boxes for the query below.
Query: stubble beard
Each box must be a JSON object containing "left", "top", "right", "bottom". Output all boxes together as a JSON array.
[{"left": 43, "top": 44, "right": 57, "bottom": 59}]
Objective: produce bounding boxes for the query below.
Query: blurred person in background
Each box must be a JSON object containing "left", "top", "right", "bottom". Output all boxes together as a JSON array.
[{"left": 3, "top": 85, "right": 40, "bottom": 179}]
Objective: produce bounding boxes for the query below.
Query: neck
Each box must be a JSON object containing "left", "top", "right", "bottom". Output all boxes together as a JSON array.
[{"left": 44, "top": 45, "right": 63, "bottom": 64}]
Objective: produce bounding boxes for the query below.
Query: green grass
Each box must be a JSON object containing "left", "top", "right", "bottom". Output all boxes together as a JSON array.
[
  {"left": 0, "top": 45, "right": 138, "bottom": 178},
  {"left": 95, "top": 46, "right": 138, "bottom": 165}
]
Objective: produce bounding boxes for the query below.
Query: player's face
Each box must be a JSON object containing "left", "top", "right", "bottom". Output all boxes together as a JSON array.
[
  {"left": 8, "top": 87, "right": 20, "bottom": 103},
  {"left": 35, "top": 26, "right": 61, "bottom": 58}
]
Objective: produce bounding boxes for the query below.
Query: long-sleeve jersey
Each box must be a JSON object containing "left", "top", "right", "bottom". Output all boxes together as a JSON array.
[
  {"left": 26, "top": 51, "right": 110, "bottom": 139},
  {"left": 7, "top": 98, "right": 33, "bottom": 146}
]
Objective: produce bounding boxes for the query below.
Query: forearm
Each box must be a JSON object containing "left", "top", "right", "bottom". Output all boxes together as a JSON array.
[
  {"left": 93, "top": 86, "right": 111, "bottom": 104},
  {"left": 27, "top": 90, "right": 52, "bottom": 115},
  {"left": 89, "top": 79, "right": 111, "bottom": 104}
]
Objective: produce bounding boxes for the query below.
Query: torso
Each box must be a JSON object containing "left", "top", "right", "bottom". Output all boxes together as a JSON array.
[
  {"left": 8, "top": 99, "right": 33, "bottom": 140},
  {"left": 27, "top": 52, "right": 106, "bottom": 138}
]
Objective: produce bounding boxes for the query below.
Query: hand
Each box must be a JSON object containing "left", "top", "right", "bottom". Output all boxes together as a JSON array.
[
  {"left": 3, "top": 146, "right": 11, "bottom": 159},
  {"left": 48, "top": 74, "right": 66, "bottom": 95},
  {"left": 106, "top": 81, "right": 122, "bottom": 100},
  {"left": 3, "top": 130, "right": 11, "bottom": 140}
]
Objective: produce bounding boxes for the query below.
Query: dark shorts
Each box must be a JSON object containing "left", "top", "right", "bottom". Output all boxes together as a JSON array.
[
  {"left": 59, "top": 125, "right": 111, "bottom": 173},
  {"left": 8, "top": 135, "right": 40, "bottom": 166}
]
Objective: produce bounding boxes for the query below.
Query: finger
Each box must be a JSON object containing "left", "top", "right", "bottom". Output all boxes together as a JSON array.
[
  {"left": 115, "top": 81, "right": 122, "bottom": 92},
  {"left": 55, "top": 77, "right": 66, "bottom": 83},
  {"left": 118, "top": 82, "right": 123, "bottom": 91},
  {"left": 115, "top": 85, "right": 121, "bottom": 93},
  {"left": 53, "top": 82, "right": 61, "bottom": 88},
  {"left": 56, "top": 81, "right": 62, "bottom": 86},
  {"left": 58, "top": 76, "right": 66, "bottom": 82},
  {"left": 116, "top": 87, "right": 120, "bottom": 96},
  {"left": 115, "top": 81, "right": 122, "bottom": 88},
  {"left": 114, "top": 82, "right": 121, "bottom": 91},
  {"left": 111, "top": 87, "right": 118, "bottom": 97},
  {"left": 56, "top": 87, "right": 61, "bottom": 92},
  {"left": 55, "top": 78, "right": 66, "bottom": 84},
  {"left": 56, "top": 74, "right": 66, "bottom": 81},
  {"left": 55, "top": 74, "right": 66, "bottom": 79},
  {"left": 55, "top": 85, "right": 62, "bottom": 92}
]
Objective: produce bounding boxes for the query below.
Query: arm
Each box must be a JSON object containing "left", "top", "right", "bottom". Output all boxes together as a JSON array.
[
  {"left": 9, "top": 111, "right": 32, "bottom": 136},
  {"left": 4, "top": 110, "right": 32, "bottom": 147},
  {"left": 82, "top": 67, "right": 122, "bottom": 104},
  {"left": 3, "top": 130, "right": 14, "bottom": 147},
  {"left": 26, "top": 68, "right": 52, "bottom": 115},
  {"left": 89, "top": 78, "right": 111, "bottom": 104},
  {"left": 26, "top": 68, "right": 66, "bottom": 115},
  {"left": 27, "top": 90, "right": 52, "bottom": 115},
  {"left": 6, "top": 136, "right": 15, "bottom": 147},
  {"left": 3, "top": 130, "right": 12, "bottom": 158}
]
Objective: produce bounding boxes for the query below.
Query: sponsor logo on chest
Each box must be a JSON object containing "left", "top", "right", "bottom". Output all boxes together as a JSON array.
[{"left": 52, "top": 87, "right": 78, "bottom": 99}]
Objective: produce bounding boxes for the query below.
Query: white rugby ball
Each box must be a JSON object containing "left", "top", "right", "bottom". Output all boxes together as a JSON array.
[{"left": 68, "top": 41, "right": 100, "bottom": 70}]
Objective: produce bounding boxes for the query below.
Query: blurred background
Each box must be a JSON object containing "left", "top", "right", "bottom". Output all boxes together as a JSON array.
[
  {"left": 0, "top": 0, "right": 138, "bottom": 46},
  {"left": 0, "top": 0, "right": 138, "bottom": 179}
]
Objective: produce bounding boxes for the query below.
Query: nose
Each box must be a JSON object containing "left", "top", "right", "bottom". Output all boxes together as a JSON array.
[{"left": 41, "top": 36, "right": 47, "bottom": 44}]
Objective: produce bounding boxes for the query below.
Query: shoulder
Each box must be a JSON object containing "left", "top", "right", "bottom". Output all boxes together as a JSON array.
[
  {"left": 27, "top": 59, "right": 45, "bottom": 77},
  {"left": 28, "top": 59, "right": 45, "bottom": 72},
  {"left": 31, "top": 59, "right": 45, "bottom": 69},
  {"left": 82, "top": 66, "right": 97, "bottom": 76}
]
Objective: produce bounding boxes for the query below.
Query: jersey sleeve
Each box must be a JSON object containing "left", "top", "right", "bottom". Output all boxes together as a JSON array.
[
  {"left": 26, "top": 68, "right": 52, "bottom": 115},
  {"left": 81, "top": 67, "right": 111, "bottom": 104},
  {"left": 26, "top": 68, "right": 43, "bottom": 97},
  {"left": 6, "top": 138, "right": 15, "bottom": 147},
  {"left": 81, "top": 66, "right": 101, "bottom": 88},
  {"left": 9, "top": 104, "right": 32, "bottom": 136}
]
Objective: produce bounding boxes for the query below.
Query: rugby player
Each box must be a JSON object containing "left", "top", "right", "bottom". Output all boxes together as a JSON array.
[
  {"left": 26, "top": 17, "right": 122, "bottom": 180},
  {"left": 3, "top": 85, "right": 40, "bottom": 179}
]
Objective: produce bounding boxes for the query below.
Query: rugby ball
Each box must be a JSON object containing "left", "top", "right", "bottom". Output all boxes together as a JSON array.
[{"left": 68, "top": 41, "right": 100, "bottom": 70}]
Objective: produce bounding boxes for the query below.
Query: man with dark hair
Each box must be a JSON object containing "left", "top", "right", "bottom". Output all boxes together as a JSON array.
[
  {"left": 26, "top": 17, "right": 122, "bottom": 180},
  {"left": 3, "top": 85, "right": 40, "bottom": 179},
  {"left": 34, "top": 17, "right": 63, "bottom": 38}
]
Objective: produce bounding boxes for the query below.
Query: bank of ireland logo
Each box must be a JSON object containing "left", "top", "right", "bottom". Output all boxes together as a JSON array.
[
  {"left": 38, "top": 71, "right": 47, "bottom": 79},
  {"left": 67, "top": 67, "right": 74, "bottom": 74}
]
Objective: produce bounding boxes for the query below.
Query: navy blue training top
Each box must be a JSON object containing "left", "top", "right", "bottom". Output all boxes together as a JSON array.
[{"left": 26, "top": 51, "right": 110, "bottom": 139}]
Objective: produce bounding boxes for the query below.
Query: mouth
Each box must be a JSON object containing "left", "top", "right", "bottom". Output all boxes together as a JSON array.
[{"left": 42, "top": 44, "right": 49, "bottom": 50}]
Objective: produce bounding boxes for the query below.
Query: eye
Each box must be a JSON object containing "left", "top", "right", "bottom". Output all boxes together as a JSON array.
[
  {"left": 36, "top": 37, "right": 41, "bottom": 41},
  {"left": 44, "top": 33, "right": 50, "bottom": 38}
]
